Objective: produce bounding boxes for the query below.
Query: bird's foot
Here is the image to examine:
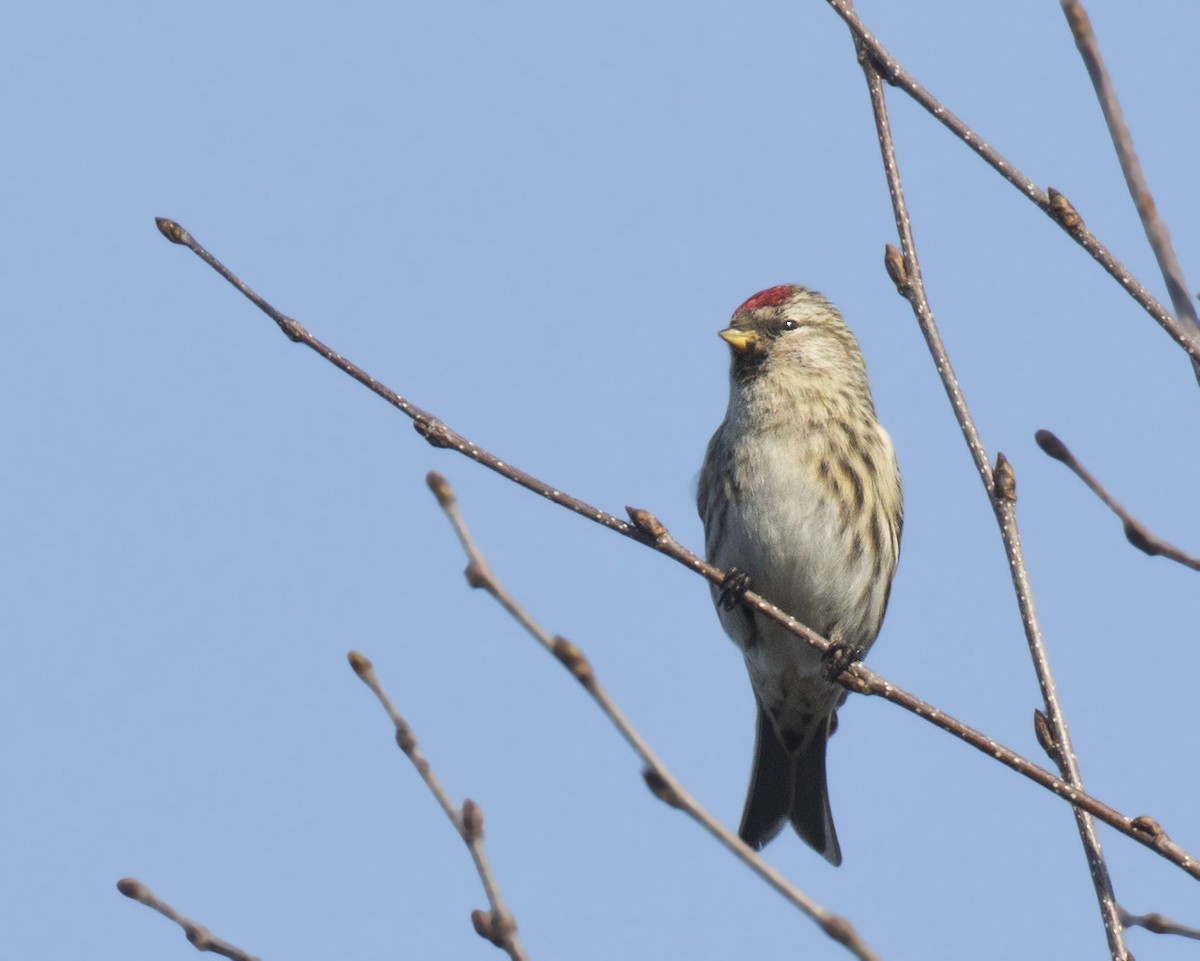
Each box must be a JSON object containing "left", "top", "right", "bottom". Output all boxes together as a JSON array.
[
  {"left": 821, "top": 641, "right": 867, "bottom": 685},
  {"left": 718, "top": 568, "right": 752, "bottom": 611}
]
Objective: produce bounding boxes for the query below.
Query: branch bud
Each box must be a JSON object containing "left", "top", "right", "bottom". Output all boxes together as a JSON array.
[
  {"left": 552, "top": 635, "right": 595, "bottom": 688},
  {"left": 1033, "top": 429, "right": 1069, "bottom": 463},
  {"left": 1033, "top": 709, "right": 1059, "bottom": 765},
  {"left": 993, "top": 452, "right": 1017, "bottom": 502},
  {"left": 155, "top": 217, "right": 191, "bottom": 245},
  {"left": 426, "top": 471, "right": 455, "bottom": 508},
  {"left": 1122, "top": 521, "right": 1159, "bottom": 557},
  {"left": 471, "top": 909, "right": 514, "bottom": 947},
  {"left": 347, "top": 650, "right": 374, "bottom": 680},
  {"left": 116, "top": 877, "right": 149, "bottom": 902},
  {"left": 820, "top": 914, "right": 858, "bottom": 948},
  {"left": 625, "top": 506, "right": 667, "bottom": 541},
  {"left": 883, "top": 243, "right": 909, "bottom": 295},
  {"left": 1047, "top": 188, "right": 1083, "bottom": 230},
  {"left": 462, "top": 798, "right": 484, "bottom": 841},
  {"left": 1130, "top": 815, "right": 1164, "bottom": 839},
  {"left": 414, "top": 417, "right": 454, "bottom": 448},
  {"left": 394, "top": 719, "right": 416, "bottom": 755},
  {"left": 464, "top": 560, "right": 490, "bottom": 590},
  {"left": 642, "top": 767, "right": 683, "bottom": 809},
  {"left": 471, "top": 909, "right": 498, "bottom": 944}
]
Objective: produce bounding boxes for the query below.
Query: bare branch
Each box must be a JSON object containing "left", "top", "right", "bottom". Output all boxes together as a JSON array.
[
  {"left": 1060, "top": 0, "right": 1200, "bottom": 383},
  {"left": 154, "top": 217, "right": 1200, "bottom": 881},
  {"left": 347, "top": 651, "right": 527, "bottom": 961},
  {"left": 821, "top": 1, "right": 1200, "bottom": 374},
  {"left": 1118, "top": 906, "right": 1200, "bottom": 942},
  {"left": 1005, "top": 456, "right": 1124, "bottom": 960},
  {"left": 427, "top": 472, "right": 879, "bottom": 961},
  {"left": 844, "top": 19, "right": 1126, "bottom": 956},
  {"left": 115, "top": 878, "right": 260, "bottom": 961},
  {"left": 1035, "top": 430, "right": 1200, "bottom": 570},
  {"left": 154, "top": 217, "right": 635, "bottom": 542}
]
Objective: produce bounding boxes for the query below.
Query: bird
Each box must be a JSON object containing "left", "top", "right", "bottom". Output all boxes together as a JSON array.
[{"left": 697, "top": 284, "right": 902, "bottom": 864}]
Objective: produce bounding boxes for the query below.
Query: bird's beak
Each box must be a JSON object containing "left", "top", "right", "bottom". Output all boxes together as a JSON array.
[{"left": 719, "top": 327, "right": 759, "bottom": 352}]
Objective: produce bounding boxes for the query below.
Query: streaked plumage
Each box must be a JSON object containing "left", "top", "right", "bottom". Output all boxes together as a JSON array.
[{"left": 698, "top": 284, "right": 902, "bottom": 864}]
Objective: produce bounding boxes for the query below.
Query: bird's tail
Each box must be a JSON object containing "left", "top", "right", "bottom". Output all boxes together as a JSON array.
[
  {"left": 738, "top": 706, "right": 841, "bottom": 866},
  {"left": 788, "top": 714, "right": 841, "bottom": 865}
]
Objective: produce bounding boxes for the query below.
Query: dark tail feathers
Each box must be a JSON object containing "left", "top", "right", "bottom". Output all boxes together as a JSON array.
[{"left": 738, "top": 706, "right": 841, "bottom": 866}]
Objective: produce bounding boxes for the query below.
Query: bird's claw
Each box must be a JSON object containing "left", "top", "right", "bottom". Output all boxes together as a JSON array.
[
  {"left": 718, "top": 568, "right": 752, "bottom": 611},
  {"left": 821, "top": 642, "right": 867, "bottom": 684}
]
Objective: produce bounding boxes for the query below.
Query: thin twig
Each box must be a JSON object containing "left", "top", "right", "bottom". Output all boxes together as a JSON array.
[
  {"left": 822, "top": 0, "right": 1200, "bottom": 373},
  {"left": 115, "top": 878, "right": 260, "bottom": 961},
  {"left": 153, "top": 216, "right": 1200, "bottom": 881},
  {"left": 846, "top": 22, "right": 1127, "bottom": 958},
  {"left": 154, "top": 218, "right": 635, "bottom": 542},
  {"left": 1035, "top": 430, "right": 1200, "bottom": 570},
  {"left": 426, "top": 473, "right": 879, "bottom": 961},
  {"left": 1000, "top": 469, "right": 1126, "bottom": 960},
  {"left": 1060, "top": 0, "right": 1200, "bottom": 383},
  {"left": 1118, "top": 905, "right": 1200, "bottom": 942},
  {"left": 347, "top": 651, "right": 527, "bottom": 961}
]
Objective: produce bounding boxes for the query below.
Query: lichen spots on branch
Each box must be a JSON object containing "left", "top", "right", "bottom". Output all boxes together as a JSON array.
[{"left": 735, "top": 285, "right": 800, "bottom": 313}]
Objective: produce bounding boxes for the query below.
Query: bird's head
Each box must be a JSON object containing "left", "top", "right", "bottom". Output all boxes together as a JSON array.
[{"left": 720, "top": 285, "right": 867, "bottom": 390}]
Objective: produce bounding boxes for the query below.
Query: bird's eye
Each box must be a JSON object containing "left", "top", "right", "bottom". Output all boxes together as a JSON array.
[{"left": 782, "top": 319, "right": 800, "bottom": 331}]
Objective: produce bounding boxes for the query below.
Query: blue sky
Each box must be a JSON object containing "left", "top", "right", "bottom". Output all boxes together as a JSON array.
[{"left": 4, "top": 2, "right": 1198, "bottom": 958}]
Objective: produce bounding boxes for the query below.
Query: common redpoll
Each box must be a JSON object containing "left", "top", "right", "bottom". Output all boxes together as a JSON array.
[{"left": 697, "top": 285, "right": 902, "bottom": 864}]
